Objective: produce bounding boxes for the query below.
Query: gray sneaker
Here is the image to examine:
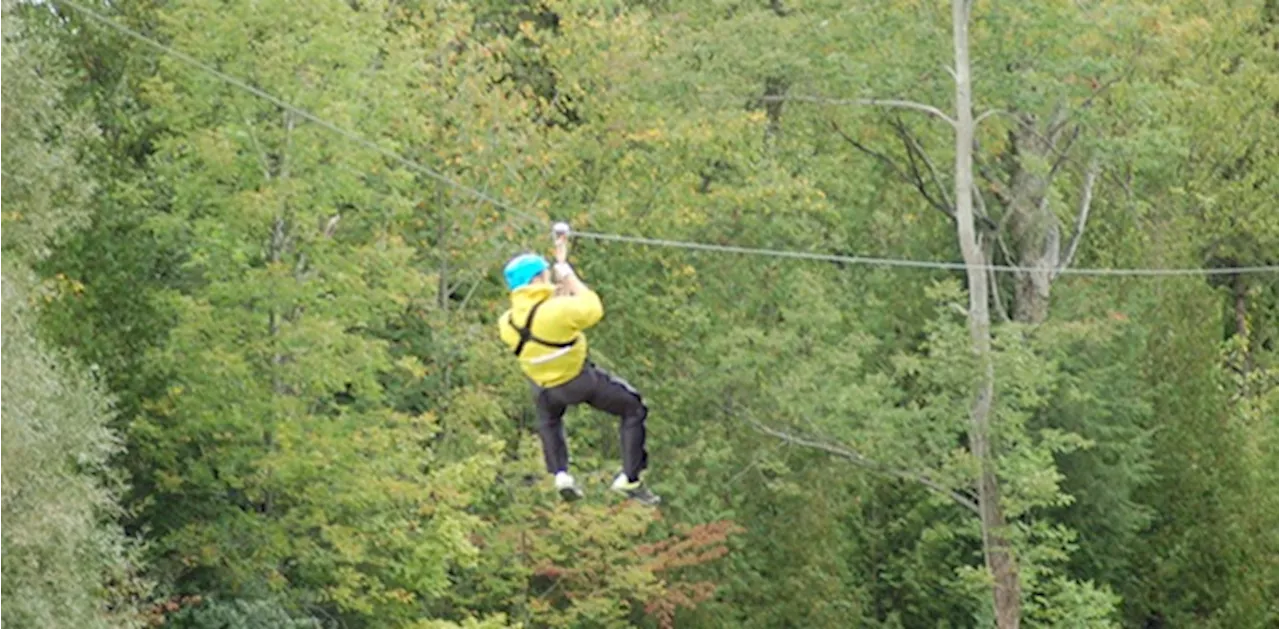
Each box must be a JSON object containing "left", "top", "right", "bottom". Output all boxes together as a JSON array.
[
  {"left": 554, "top": 472, "right": 584, "bottom": 502},
  {"left": 610, "top": 473, "right": 661, "bottom": 506}
]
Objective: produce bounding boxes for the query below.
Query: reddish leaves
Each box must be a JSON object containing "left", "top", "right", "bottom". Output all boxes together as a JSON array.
[
  {"left": 144, "top": 594, "right": 204, "bottom": 626},
  {"left": 513, "top": 506, "right": 742, "bottom": 629},
  {"left": 636, "top": 520, "right": 744, "bottom": 629}
]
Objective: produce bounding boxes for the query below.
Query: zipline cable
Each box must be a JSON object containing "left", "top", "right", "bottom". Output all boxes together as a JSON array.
[
  {"left": 58, "top": 0, "right": 1280, "bottom": 279},
  {"left": 570, "top": 231, "right": 1279, "bottom": 276}
]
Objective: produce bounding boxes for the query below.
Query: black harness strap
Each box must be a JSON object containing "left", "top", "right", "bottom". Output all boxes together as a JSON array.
[{"left": 509, "top": 297, "right": 578, "bottom": 357}]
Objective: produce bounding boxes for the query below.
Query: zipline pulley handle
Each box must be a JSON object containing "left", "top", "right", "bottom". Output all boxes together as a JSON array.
[{"left": 552, "top": 221, "right": 571, "bottom": 267}]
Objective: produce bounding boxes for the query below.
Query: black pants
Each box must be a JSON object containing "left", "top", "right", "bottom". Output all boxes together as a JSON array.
[{"left": 532, "top": 362, "right": 649, "bottom": 482}]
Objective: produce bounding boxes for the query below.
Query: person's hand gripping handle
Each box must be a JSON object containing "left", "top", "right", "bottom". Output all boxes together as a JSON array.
[
  {"left": 553, "top": 222, "right": 570, "bottom": 266},
  {"left": 551, "top": 222, "right": 584, "bottom": 296}
]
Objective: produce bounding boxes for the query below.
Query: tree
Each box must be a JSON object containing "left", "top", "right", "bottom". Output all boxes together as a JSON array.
[
  {"left": 0, "top": 266, "right": 153, "bottom": 629},
  {"left": 97, "top": 0, "right": 535, "bottom": 623},
  {"left": 949, "top": 1, "right": 1021, "bottom": 624},
  {"left": 476, "top": 2, "right": 1127, "bottom": 625},
  {"left": 2, "top": 0, "right": 96, "bottom": 260},
  {"left": 27, "top": 0, "right": 1276, "bottom": 626},
  {"left": 1, "top": 2, "right": 152, "bottom": 625}
]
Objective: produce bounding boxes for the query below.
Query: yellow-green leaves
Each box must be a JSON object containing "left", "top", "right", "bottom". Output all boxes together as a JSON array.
[{"left": 1, "top": 2, "right": 99, "bottom": 263}]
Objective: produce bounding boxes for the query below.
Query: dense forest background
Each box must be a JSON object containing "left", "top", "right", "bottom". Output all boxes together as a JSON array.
[{"left": 3, "top": 0, "right": 1277, "bottom": 627}]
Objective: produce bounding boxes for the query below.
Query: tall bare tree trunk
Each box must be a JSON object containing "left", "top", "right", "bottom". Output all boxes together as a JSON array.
[{"left": 952, "top": 2, "right": 1021, "bottom": 626}]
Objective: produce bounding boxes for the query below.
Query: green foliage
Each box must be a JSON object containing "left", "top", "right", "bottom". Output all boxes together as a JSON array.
[
  {"left": 1, "top": 265, "right": 152, "bottom": 628},
  {"left": 411, "top": 617, "right": 519, "bottom": 629},
  {"left": 0, "top": 0, "right": 98, "bottom": 261},
  {"left": 1207, "top": 336, "right": 1280, "bottom": 626},
  {"left": 23, "top": 0, "right": 1277, "bottom": 627},
  {"left": 161, "top": 597, "right": 322, "bottom": 628},
  {"left": 1034, "top": 289, "right": 1156, "bottom": 597},
  {"left": 108, "top": 1, "right": 537, "bottom": 624},
  {"left": 1, "top": 3, "right": 152, "bottom": 626},
  {"left": 1125, "top": 280, "right": 1279, "bottom": 628}
]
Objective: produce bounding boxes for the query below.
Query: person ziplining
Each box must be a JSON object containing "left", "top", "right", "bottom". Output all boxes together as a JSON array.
[{"left": 498, "top": 223, "right": 661, "bottom": 506}]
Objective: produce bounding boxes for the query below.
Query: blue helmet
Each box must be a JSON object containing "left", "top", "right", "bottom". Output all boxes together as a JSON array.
[{"left": 503, "top": 253, "right": 549, "bottom": 290}]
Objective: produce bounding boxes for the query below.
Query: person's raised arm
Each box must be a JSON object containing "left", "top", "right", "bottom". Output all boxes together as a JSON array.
[
  {"left": 555, "top": 261, "right": 601, "bottom": 322},
  {"left": 553, "top": 226, "right": 603, "bottom": 328}
]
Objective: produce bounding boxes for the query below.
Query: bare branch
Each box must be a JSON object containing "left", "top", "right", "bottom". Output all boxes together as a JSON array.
[
  {"left": 989, "top": 262, "right": 1008, "bottom": 322},
  {"left": 996, "top": 230, "right": 1016, "bottom": 270},
  {"left": 832, "top": 118, "right": 999, "bottom": 230},
  {"left": 762, "top": 94, "right": 955, "bottom": 126},
  {"left": 1043, "top": 124, "right": 1080, "bottom": 187},
  {"left": 748, "top": 419, "right": 980, "bottom": 514},
  {"left": 831, "top": 120, "right": 954, "bottom": 219},
  {"left": 457, "top": 272, "right": 484, "bottom": 312},
  {"left": 1009, "top": 107, "right": 1139, "bottom": 197},
  {"left": 728, "top": 440, "right": 789, "bottom": 487},
  {"left": 971, "top": 181, "right": 998, "bottom": 231},
  {"left": 971, "top": 181, "right": 988, "bottom": 220},
  {"left": 891, "top": 117, "right": 954, "bottom": 212},
  {"left": 975, "top": 108, "right": 1008, "bottom": 126},
  {"left": 1044, "top": 102, "right": 1073, "bottom": 142},
  {"left": 980, "top": 231, "right": 1009, "bottom": 322},
  {"left": 1056, "top": 159, "right": 1100, "bottom": 276},
  {"left": 322, "top": 214, "right": 341, "bottom": 238}
]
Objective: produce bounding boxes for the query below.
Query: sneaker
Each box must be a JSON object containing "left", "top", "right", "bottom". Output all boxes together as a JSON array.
[
  {"left": 554, "top": 471, "right": 584, "bottom": 501},
  {"left": 610, "top": 473, "right": 661, "bottom": 506}
]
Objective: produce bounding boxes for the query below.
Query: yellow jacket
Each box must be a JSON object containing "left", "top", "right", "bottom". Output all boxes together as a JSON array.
[{"left": 498, "top": 283, "right": 604, "bottom": 387}]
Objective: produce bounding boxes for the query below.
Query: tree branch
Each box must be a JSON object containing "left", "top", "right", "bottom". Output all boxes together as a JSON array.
[
  {"left": 1042, "top": 123, "right": 1080, "bottom": 192},
  {"left": 748, "top": 419, "right": 979, "bottom": 515},
  {"left": 831, "top": 119, "right": 999, "bottom": 230},
  {"left": 1043, "top": 102, "right": 1073, "bottom": 142},
  {"left": 1013, "top": 118, "right": 1127, "bottom": 193},
  {"left": 971, "top": 181, "right": 998, "bottom": 231},
  {"left": 989, "top": 260, "right": 1008, "bottom": 322},
  {"left": 890, "top": 117, "right": 954, "bottom": 212},
  {"left": 457, "top": 272, "right": 484, "bottom": 312},
  {"left": 971, "top": 181, "right": 988, "bottom": 221},
  {"left": 996, "top": 230, "right": 1016, "bottom": 272},
  {"left": 1055, "top": 159, "right": 1100, "bottom": 277},
  {"left": 981, "top": 231, "right": 1009, "bottom": 322},
  {"left": 831, "top": 120, "right": 953, "bottom": 220},
  {"left": 974, "top": 108, "right": 1007, "bottom": 126},
  {"left": 762, "top": 94, "right": 955, "bottom": 126},
  {"left": 973, "top": 137, "right": 1012, "bottom": 206}
]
